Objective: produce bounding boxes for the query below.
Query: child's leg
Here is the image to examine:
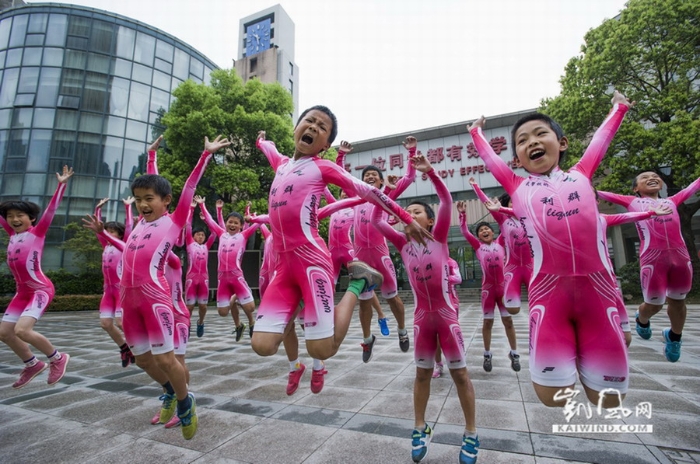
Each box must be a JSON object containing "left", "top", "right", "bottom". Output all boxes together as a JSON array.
[
  {"left": 305, "top": 290, "right": 359, "bottom": 359},
  {"left": 667, "top": 297, "right": 687, "bottom": 335},
  {"left": 100, "top": 317, "right": 126, "bottom": 346},
  {"left": 500, "top": 316, "right": 517, "bottom": 351},
  {"left": 359, "top": 298, "right": 374, "bottom": 339},
  {"left": 198, "top": 303, "right": 207, "bottom": 325},
  {"left": 14, "top": 316, "right": 56, "bottom": 356},
  {"left": 283, "top": 319, "right": 299, "bottom": 362},
  {"left": 481, "top": 318, "right": 494, "bottom": 352},
  {"left": 0, "top": 320, "right": 33, "bottom": 360},
  {"left": 449, "top": 367, "right": 477, "bottom": 433},
  {"left": 386, "top": 295, "right": 406, "bottom": 331},
  {"left": 134, "top": 351, "right": 170, "bottom": 384},
  {"left": 241, "top": 301, "right": 256, "bottom": 326},
  {"left": 175, "top": 354, "right": 189, "bottom": 385},
  {"left": 413, "top": 367, "right": 432, "bottom": 428},
  {"left": 371, "top": 294, "right": 386, "bottom": 320},
  {"left": 153, "top": 351, "right": 188, "bottom": 400}
]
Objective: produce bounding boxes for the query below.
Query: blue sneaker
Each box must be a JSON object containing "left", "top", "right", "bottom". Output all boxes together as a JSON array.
[
  {"left": 411, "top": 425, "right": 433, "bottom": 462},
  {"left": 196, "top": 323, "right": 204, "bottom": 338},
  {"left": 460, "top": 435, "right": 480, "bottom": 464},
  {"left": 635, "top": 311, "right": 652, "bottom": 340},
  {"left": 378, "top": 317, "right": 390, "bottom": 336},
  {"left": 661, "top": 328, "right": 681, "bottom": 362}
]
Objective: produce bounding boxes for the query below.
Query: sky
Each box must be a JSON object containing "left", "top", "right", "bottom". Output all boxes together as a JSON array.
[{"left": 36, "top": 0, "right": 630, "bottom": 143}]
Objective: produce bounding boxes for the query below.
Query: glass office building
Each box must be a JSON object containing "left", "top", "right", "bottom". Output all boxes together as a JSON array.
[{"left": 0, "top": 4, "right": 218, "bottom": 270}]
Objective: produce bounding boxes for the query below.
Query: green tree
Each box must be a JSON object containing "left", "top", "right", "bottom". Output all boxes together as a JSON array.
[
  {"left": 157, "top": 69, "right": 295, "bottom": 220},
  {"left": 59, "top": 222, "right": 103, "bottom": 273},
  {"left": 540, "top": 0, "right": 700, "bottom": 281}
]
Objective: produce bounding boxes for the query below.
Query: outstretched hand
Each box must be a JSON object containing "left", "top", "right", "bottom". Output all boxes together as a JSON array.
[
  {"left": 122, "top": 196, "right": 135, "bottom": 205},
  {"left": 339, "top": 140, "right": 353, "bottom": 154},
  {"left": 96, "top": 198, "right": 109, "bottom": 209},
  {"left": 257, "top": 131, "right": 266, "bottom": 141},
  {"left": 456, "top": 200, "right": 467, "bottom": 214},
  {"left": 215, "top": 199, "right": 224, "bottom": 208},
  {"left": 148, "top": 135, "right": 163, "bottom": 152},
  {"left": 467, "top": 116, "right": 485, "bottom": 132},
  {"left": 402, "top": 136, "right": 417, "bottom": 151},
  {"left": 410, "top": 154, "right": 432, "bottom": 173},
  {"left": 484, "top": 198, "right": 502, "bottom": 212},
  {"left": 194, "top": 195, "right": 206, "bottom": 204},
  {"left": 404, "top": 221, "right": 433, "bottom": 247},
  {"left": 56, "top": 165, "right": 74, "bottom": 184},
  {"left": 82, "top": 214, "right": 104, "bottom": 234},
  {"left": 385, "top": 175, "right": 398, "bottom": 190},
  {"left": 205, "top": 135, "right": 231, "bottom": 153},
  {"left": 611, "top": 90, "right": 635, "bottom": 108}
]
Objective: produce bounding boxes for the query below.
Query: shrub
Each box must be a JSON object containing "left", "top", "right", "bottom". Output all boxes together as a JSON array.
[
  {"left": 617, "top": 261, "right": 641, "bottom": 299},
  {"left": 0, "top": 294, "right": 102, "bottom": 312}
]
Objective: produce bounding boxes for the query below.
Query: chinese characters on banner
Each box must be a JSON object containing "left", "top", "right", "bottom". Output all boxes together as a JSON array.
[{"left": 343, "top": 136, "right": 522, "bottom": 181}]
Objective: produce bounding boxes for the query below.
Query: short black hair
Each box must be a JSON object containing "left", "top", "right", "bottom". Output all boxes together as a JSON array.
[
  {"left": 511, "top": 113, "right": 568, "bottom": 164},
  {"left": 104, "top": 221, "right": 126, "bottom": 239},
  {"left": 225, "top": 211, "right": 244, "bottom": 224},
  {"left": 408, "top": 201, "right": 435, "bottom": 232},
  {"left": 361, "top": 165, "right": 384, "bottom": 181},
  {"left": 297, "top": 105, "right": 338, "bottom": 146},
  {"left": 192, "top": 227, "right": 206, "bottom": 235},
  {"left": 498, "top": 192, "right": 511, "bottom": 207},
  {"left": 474, "top": 221, "right": 493, "bottom": 236},
  {"left": 131, "top": 174, "right": 172, "bottom": 198},
  {"left": 0, "top": 200, "right": 40, "bottom": 222}
]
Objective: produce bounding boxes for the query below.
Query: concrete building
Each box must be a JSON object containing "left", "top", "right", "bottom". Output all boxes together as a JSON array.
[
  {"left": 235, "top": 4, "right": 298, "bottom": 121},
  {"left": 0, "top": 3, "right": 217, "bottom": 270}
]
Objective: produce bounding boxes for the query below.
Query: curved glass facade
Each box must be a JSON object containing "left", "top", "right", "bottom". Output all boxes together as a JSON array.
[{"left": 0, "top": 4, "right": 218, "bottom": 270}]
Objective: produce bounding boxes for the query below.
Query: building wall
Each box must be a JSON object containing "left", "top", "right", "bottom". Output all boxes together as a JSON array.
[{"left": 0, "top": 4, "right": 217, "bottom": 271}]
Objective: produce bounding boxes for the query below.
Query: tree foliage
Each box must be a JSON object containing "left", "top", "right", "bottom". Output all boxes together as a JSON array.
[
  {"left": 59, "top": 222, "right": 103, "bottom": 273},
  {"left": 157, "top": 69, "right": 295, "bottom": 223},
  {"left": 540, "top": 0, "right": 700, "bottom": 277}
]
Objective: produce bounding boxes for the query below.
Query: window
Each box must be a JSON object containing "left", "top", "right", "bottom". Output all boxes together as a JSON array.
[
  {"left": 75, "top": 133, "right": 102, "bottom": 175},
  {"left": 133, "top": 32, "right": 155, "bottom": 66},
  {"left": 60, "top": 68, "right": 84, "bottom": 96},
  {"left": 55, "top": 110, "right": 78, "bottom": 130},
  {"left": 290, "top": 62, "right": 293, "bottom": 75},
  {"left": 127, "top": 82, "right": 149, "bottom": 121},
  {"left": 87, "top": 53, "right": 110, "bottom": 73},
  {"left": 289, "top": 79, "right": 293, "bottom": 96},
  {"left": 33, "top": 108, "right": 55, "bottom": 128},
  {"left": 0, "top": 18, "right": 11, "bottom": 50},
  {"left": 125, "top": 119, "right": 147, "bottom": 141},
  {"left": 155, "top": 39, "right": 173, "bottom": 62},
  {"left": 44, "top": 14, "right": 67, "bottom": 47},
  {"left": 172, "top": 48, "right": 189, "bottom": 80},
  {"left": 250, "top": 57, "right": 257, "bottom": 74},
  {"left": 0, "top": 68, "right": 19, "bottom": 108},
  {"left": 22, "top": 173, "right": 47, "bottom": 195},
  {"left": 68, "top": 16, "right": 90, "bottom": 37},
  {"left": 11, "top": 108, "right": 32, "bottom": 128},
  {"left": 27, "top": 130, "right": 52, "bottom": 171},
  {"left": 90, "top": 20, "right": 114, "bottom": 54},
  {"left": 6, "top": 48, "right": 22, "bottom": 67},
  {"left": 115, "top": 26, "right": 134, "bottom": 60},
  {"left": 42, "top": 48, "right": 63, "bottom": 67},
  {"left": 112, "top": 58, "right": 131, "bottom": 78},
  {"left": 64, "top": 50, "right": 86, "bottom": 69},
  {"left": 108, "top": 77, "right": 129, "bottom": 117},
  {"left": 132, "top": 63, "right": 152, "bottom": 84},
  {"left": 82, "top": 72, "right": 108, "bottom": 112},
  {"left": 22, "top": 48, "right": 42, "bottom": 66},
  {"left": 18, "top": 67, "right": 39, "bottom": 93},
  {"left": 35, "top": 68, "right": 60, "bottom": 107},
  {"left": 28, "top": 13, "right": 48, "bottom": 33},
  {"left": 189, "top": 58, "right": 203, "bottom": 79},
  {"left": 9, "top": 15, "right": 27, "bottom": 48}
]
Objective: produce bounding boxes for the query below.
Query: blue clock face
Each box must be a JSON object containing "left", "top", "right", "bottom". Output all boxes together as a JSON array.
[{"left": 246, "top": 18, "right": 271, "bottom": 57}]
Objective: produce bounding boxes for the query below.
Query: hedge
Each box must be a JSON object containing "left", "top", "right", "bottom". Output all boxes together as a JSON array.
[
  {"left": 0, "top": 294, "right": 102, "bottom": 312},
  {"left": 0, "top": 270, "right": 103, "bottom": 297}
]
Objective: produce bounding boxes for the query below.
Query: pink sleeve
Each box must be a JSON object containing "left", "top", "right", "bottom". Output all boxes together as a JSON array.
[
  {"left": 318, "top": 160, "right": 415, "bottom": 226},
  {"left": 170, "top": 151, "right": 212, "bottom": 228},
  {"left": 205, "top": 229, "right": 216, "bottom": 249},
  {"left": 317, "top": 197, "right": 363, "bottom": 220},
  {"left": 426, "top": 169, "right": 452, "bottom": 243},
  {"left": 260, "top": 224, "right": 271, "bottom": 240},
  {"left": 448, "top": 260, "right": 462, "bottom": 285},
  {"left": 603, "top": 211, "right": 654, "bottom": 227},
  {"left": 147, "top": 150, "right": 158, "bottom": 175},
  {"left": 167, "top": 250, "right": 181, "bottom": 270},
  {"left": 248, "top": 214, "right": 270, "bottom": 224},
  {"left": 370, "top": 201, "right": 407, "bottom": 250},
  {"left": 200, "top": 203, "right": 224, "bottom": 237},
  {"left": 185, "top": 207, "right": 194, "bottom": 246},
  {"left": 242, "top": 222, "right": 261, "bottom": 240},
  {"left": 335, "top": 149, "right": 347, "bottom": 169},
  {"left": 93, "top": 205, "right": 108, "bottom": 248},
  {"left": 470, "top": 127, "right": 522, "bottom": 194},
  {"left": 323, "top": 187, "right": 337, "bottom": 204},
  {"left": 574, "top": 103, "right": 629, "bottom": 179},
  {"left": 257, "top": 138, "right": 287, "bottom": 172},
  {"left": 389, "top": 147, "right": 417, "bottom": 200},
  {"left": 459, "top": 210, "right": 481, "bottom": 250},
  {"left": 123, "top": 201, "right": 133, "bottom": 239},
  {"left": 671, "top": 176, "right": 700, "bottom": 206},
  {"left": 33, "top": 182, "right": 67, "bottom": 238},
  {"left": 470, "top": 180, "right": 505, "bottom": 224},
  {"left": 100, "top": 230, "right": 125, "bottom": 252},
  {"left": 216, "top": 203, "right": 225, "bottom": 229},
  {"left": 597, "top": 191, "right": 633, "bottom": 208}
]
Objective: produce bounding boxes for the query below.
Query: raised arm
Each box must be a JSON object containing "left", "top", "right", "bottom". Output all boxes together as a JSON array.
[
  {"left": 247, "top": 213, "right": 270, "bottom": 224},
  {"left": 575, "top": 91, "right": 631, "bottom": 179},
  {"left": 146, "top": 135, "right": 162, "bottom": 175},
  {"left": 200, "top": 202, "right": 224, "bottom": 237},
  {"left": 335, "top": 140, "right": 352, "bottom": 169},
  {"left": 122, "top": 196, "right": 134, "bottom": 239},
  {"left": 260, "top": 223, "right": 271, "bottom": 241},
  {"left": 215, "top": 199, "right": 226, "bottom": 229},
  {"left": 597, "top": 190, "right": 634, "bottom": 208},
  {"left": 469, "top": 177, "right": 506, "bottom": 225},
  {"left": 448, "top": 259, "right": 462, "bottom": 285},
  {"left": 257, "top": 132, "right": 288, "bottom": 172},
  {"left": 388, "top": 136, "right": 418, "bottom": 200},
  {"left": 93, "top": 198, "right": 110, "bottom": 247},
  {"left": 602, "top": 203, "right": 671, "bottom": 227},
  {"left": 415, "top": 155, "right": 452, "bottom": 243},
  {"left": 469, "top": 117, "right": 522, "bottom": 194},
  {"left": 670, "top": 176, "right": 700, "bottom": 206},
  {"left": 318, "top": 160, "right": 432, "bottom": 246},
  {"left": 323, "top": 187, "right": 337, "bottom": 204},
  {"left": 317, "top": 197, "right": 364, "bottom": 220},
  {"left": 456, "top": 200, "right": 481, "bottom": 250},
  {"left": 171, "top": 136, "right": 228, "bottom": 228},
  {"left": 370, "top": 198, "right": 407, "bottom": 250},
  {"left": 34, "top": 166, "right": 73, "bottom": 237},
  {"left": 241, "top": 221, "right": 261, "bottom": 241},
  {"left": 0, "top": 215, "right": 12, "bottom": 235}
]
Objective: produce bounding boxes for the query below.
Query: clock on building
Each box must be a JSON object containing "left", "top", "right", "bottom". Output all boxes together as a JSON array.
[{"left": 245, "top": 18, "right": 271, "bottom": 56}]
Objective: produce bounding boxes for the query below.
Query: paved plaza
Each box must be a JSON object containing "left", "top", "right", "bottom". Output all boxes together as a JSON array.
[{"left": 1, "top": 296, "right": 699, "bottom": 463}]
